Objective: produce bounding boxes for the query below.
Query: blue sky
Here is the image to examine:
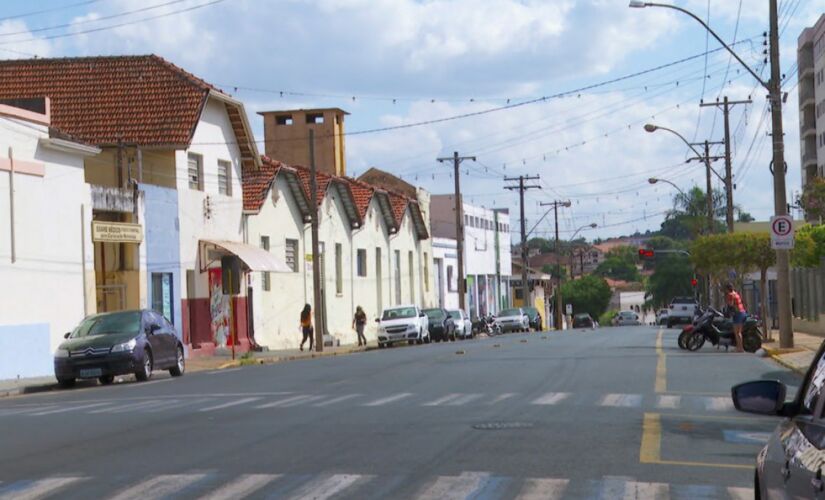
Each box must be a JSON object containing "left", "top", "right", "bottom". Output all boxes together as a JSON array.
[{"left": 1, "top": 0, "right": 821, "bottom": 241}]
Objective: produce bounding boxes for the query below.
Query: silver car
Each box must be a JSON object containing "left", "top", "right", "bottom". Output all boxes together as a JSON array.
[
  {"left": 732, "top": 342, "right": 825, "bottom": 499},
  {"left": 613, "top": 310, "right": 640, "bottom": 326},
  {"left": 496, "top": 308, "right": 529, "bottom": 333},
  {"left": 447, "top": 310, "right": 471, "bottom": 339}
]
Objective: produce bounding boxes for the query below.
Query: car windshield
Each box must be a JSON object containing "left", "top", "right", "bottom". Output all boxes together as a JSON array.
[
  {"left": 382, "top": 307, "right": 417, "bottom": 320},
  {"left": 523, "top": 308, "right": 538, "bottom": 318},
  {"left": 499, "top": 308, "right": 520, "bottom": 317},
  {"left": 574, "top": 314, "right": 590, "bottom": 320},
  {"left": 423, "top": 309, "right": 445, "bottom": 320},
  {"left": 447, "top": 310, "right": 463, "bottom": 319},
  {"left": 71, "top": 311, "right": 141, "bottom": 338}
]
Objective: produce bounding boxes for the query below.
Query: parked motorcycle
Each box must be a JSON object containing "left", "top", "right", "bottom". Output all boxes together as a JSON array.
[{"left": 681, "top": 307, "right": 762, "bottom": 353}]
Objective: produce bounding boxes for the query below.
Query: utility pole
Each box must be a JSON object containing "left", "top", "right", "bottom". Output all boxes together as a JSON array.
[
  {"left": 540, "top": 200, "right": 571, "bottom": 331},
  {"left": 769, "top": 0, "right": 793, "bottom": 348},
  {"left": 700, "top": 96, "right": 752, "bottom": 232},
  {"left": 437, "top": 152, "right": 476, "bottom": 312},
  {"left": 504, "top": 175, "right": 541, "bottom": 315},
  {"left": 309, "top": 130, "right": 324, "bottom": 352},
  {"left": 688, "top": 140, "right": 724, "bottom": 234}
]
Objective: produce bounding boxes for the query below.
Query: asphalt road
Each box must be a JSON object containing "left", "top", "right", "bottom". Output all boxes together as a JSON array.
[{"left": 0, "top": 325, "right": 801, "bottom": 499}]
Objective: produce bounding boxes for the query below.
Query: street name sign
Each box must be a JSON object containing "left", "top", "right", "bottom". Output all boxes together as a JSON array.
[{"left": 769, "top": 215, "right": 794, "bottom": 249}]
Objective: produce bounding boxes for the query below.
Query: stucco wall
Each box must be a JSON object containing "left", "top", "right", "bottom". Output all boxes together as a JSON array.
[{"left": 0, "top": 118, "right": 94, "bottom": 379}]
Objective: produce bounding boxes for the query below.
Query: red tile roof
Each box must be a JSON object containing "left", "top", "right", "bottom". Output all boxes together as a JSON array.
[
  {"left": 242, "top": 156, "right": 285, "bottom": 211},
  {"left": 389, "top": 192, "right": 408, "bottom": 227},
  {"left": 341, "top": 177, "right": 375, "bottom": 219},
  {"left": 0, "top": 55, "right": 220, "bottom": 147}
]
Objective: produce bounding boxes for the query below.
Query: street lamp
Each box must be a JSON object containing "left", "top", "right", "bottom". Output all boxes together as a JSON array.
[
  {"left": 568, "top": 223, "right": 597, "bottom": 279},
  {"left": 632, "top": 0, "right": 793, "bottom": 348},
  {"left": 648, "top": 177, "right": 686, "bottom": 197}
]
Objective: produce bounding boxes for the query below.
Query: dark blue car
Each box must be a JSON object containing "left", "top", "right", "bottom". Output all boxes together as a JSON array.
[{"left": 54, "top": 310, "right": 184, "bottom": 387}]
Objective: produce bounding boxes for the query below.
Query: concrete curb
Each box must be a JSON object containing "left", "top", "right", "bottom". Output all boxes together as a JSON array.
[
  {"left": 768, "top": 353, "right": 807, "bottom": 374},
  {"left": 215, "top": 345, "right": 376, "bottom": 370}
]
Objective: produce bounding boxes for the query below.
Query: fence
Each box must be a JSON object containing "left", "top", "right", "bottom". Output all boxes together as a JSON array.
[{"left": 790, "top": 258, "right": 825, "bottom": 335}]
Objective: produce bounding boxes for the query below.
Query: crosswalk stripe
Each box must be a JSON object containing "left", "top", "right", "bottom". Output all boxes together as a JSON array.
[
  {"left": 447, "top": 394, "right": 483, "bottom": 406},
  {"left": 423, "top": 394, "right": 463, "bottom": 406},
  {"left": 198, "top": 397, "right": 262, "bottom": 412},
  {"left": 89, "top": 400, "right": 168, "bottom": 414},
  {"left": 656, "top": 395, "right": 681, "bottom": 410},
  {"left": 727, "top": 486, "right": 752, "bottom": 499},
  {"left": 313, "top": 394, "right": 361, "bottom": 407},
  {"left": 599, "top": 394, "right": 642, "bottom": 408},
  {"left": 197, "top": 474, "right": 280, "bottom": 500},
  {"left": 516, "top": 478, "right": 569, "bottom": 500},
  {"left": 109, "top": 474, "right": 206, "bottom": 500},
  {"left": 0, "top": 477, "right": 85, "bottom": 500},
  {"left": 30, "top": 402, "right": 110, "bottom": 416},
  {"left": 531, "top": 392, "right": 570, "bottom": 405},
  {"left": 705, "top": 397, "right": 734, "bottom": 411},
  {"left": 623, "top": 481, "right": 668, "bottom": 499},
  {"left": 285, "top": 474, "right": 367, "bottom": 500},
  {"left": 363, "top": 393, "right": 413, "bottom": 406},
  {"left": 0, "top": 406, "right": 59, "bottom": 416},
  {"left": 256, "top": 395, "right": 318, "bottom": 409},
  {"left": 144, "top": 398, "right": 211, "bottom": 413},
  {"left": 488, "top": 393, "right": 517, "bottom": 405},
  {"left": 416, "top": 472, "right": 489, "bottom": 500}
]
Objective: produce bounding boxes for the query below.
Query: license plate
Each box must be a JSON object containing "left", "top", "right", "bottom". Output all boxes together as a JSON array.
[{"left": 79, "top": 368, "right": 103, "bottom": 378}]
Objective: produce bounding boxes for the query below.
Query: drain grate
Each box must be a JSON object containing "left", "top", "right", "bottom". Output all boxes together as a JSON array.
[{"left": 473, "top": 421, "right": 534, "bottom": 431}]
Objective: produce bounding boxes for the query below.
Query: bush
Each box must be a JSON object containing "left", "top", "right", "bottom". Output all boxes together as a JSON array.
[{"left": 599, "top": 310, "right": 617, "bottom": 327}]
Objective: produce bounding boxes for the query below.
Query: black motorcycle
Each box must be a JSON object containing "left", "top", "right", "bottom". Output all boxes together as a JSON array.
[{"left": 681, "top": 307, "right": 762, "bottom": 353}]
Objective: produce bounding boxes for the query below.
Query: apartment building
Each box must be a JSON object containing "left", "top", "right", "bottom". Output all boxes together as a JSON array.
[{"left": 798, "top": 14, "right": 825, "bottom": 199}]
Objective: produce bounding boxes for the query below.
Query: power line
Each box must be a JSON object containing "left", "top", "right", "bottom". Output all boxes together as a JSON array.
[{"left": 0, "top": 0, "right": 107, "bottom": 23}]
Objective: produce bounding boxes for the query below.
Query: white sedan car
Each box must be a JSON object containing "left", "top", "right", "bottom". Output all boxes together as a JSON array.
[
  {"left": 496, "top": 308, "right": 530, "bottom": 332},
  {"left": 447, "top": 309, "right": 471, "bottom": 339}
]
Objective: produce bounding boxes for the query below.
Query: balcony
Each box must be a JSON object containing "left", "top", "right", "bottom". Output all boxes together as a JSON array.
[
  {"left": 90, "top": 185, "right": 141, "bottom": 213},
  {"left": 800, "top": 86, "right": 815, "bottom": 107},
  {"left": 802, "top": 151, "right": 818, "bottom": 168}
]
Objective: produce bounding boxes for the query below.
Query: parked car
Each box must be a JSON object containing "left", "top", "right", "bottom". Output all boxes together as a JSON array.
[
  {"left": 667, "top": 296, "right": 698, "bottom": 328},
  {"left": 656, "top": 308, "right": 669, "bottom": 325},
  {"left": 54, "top": 310, "right": 185, "bottom": 387},
  {"left": 376, "top": 305, "right": 430, "bottom": 347},
  {"left": 447, "top": 309, "right": 471, "bottom": 339},
  {"left": 522, "top": 307, "right": 543, "bottom": 331},
  {"left": 423, "top": 308, "right": 455, "bottom": 342},
  {"left": 496, "top": 308, "right": 529, "bottom": 333},
  {"left": 731, "top": 341, "right": 825, "bottom": 498},
  {"left": 612, "top": 310, "right": 640, "bottom": 326},
  {"left": 572, "top": 313, "right": 595, "bottom": 329}
]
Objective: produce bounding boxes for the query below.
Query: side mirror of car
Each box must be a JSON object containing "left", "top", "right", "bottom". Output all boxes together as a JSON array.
[
  {"left": 64, "top": 332, "right": 71, "bottom": 339},
  {"left": 731, "top": 380, "right": 786, "bottom": 416},
  {"left": 419, "top": 312, "right": 426, "bottom": 317},
  {"left": 375, "top": 318, "right": 380, "bottom": 323},
  {"left": 148, "top": 324, "right": 161, "bottom": 335}
]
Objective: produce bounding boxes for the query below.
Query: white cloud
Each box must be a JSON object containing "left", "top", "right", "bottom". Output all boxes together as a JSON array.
[{"left": 0, "top": 20, "right": 53, "bottom": 59}]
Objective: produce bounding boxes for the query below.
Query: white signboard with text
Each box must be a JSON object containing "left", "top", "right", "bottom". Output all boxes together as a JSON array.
[{"left": 770, "top": 215, "right": 794, "bottom": 249}]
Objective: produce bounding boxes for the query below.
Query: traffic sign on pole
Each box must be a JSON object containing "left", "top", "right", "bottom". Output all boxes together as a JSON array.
[{"left": 770, "top": 215, "right": 794, "bottom": 249}]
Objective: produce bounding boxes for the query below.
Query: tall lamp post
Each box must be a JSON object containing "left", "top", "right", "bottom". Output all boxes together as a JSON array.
[
  {"left": 630, "top": 0, "right": 794, "bottom": 347},
  {"left": 648, "top": 177, "right": 686, "bottom": 198},
  {"left": 568, "top": 223, "right": 598, "bottom": 278}
]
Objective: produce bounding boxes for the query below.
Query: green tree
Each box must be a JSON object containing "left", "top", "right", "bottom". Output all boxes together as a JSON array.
[
  {"left": 792, "top": 224, "right": 825, "bottom": 267},
  {"left": 527, "top": 237, "right": 552, "bottom": 254},
  {"left": 801, "top": 178, "right": 825, "bottom": 221},
  {"left": 642, "top": 236, "right": 694, "bottom": 308},
  {"left": 594, "top": 245, "right": 640, "bottom": 281},
  {"left": 560, "top": 275, "right": 612, "bottom": 318},
  {"left": 541, "top": 264, "right": 568, "bottom": 281},
  {"left": 659, "top": 187, "right": 726, "bottom": 239},
  {"left": 736, "top": 209, "right": 755, "bottom": 223}
]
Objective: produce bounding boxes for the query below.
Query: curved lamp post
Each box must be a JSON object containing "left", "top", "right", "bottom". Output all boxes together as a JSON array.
[
  {"left": 568, "top": 223, "right": 597, "bottom": 279},
  {"left": 648, "top": 177, "right": 686, "bottom": 198}
]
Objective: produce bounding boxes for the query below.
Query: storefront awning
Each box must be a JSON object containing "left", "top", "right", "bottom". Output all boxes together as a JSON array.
[{"left": 200, "top": 239, "right": 292, "bottom": 272}]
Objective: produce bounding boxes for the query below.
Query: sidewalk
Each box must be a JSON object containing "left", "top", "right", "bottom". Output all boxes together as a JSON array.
[
  {"left": 0, "top": 342, "right": 375, "bottom": 399},
  {"left": 765, "top": 331, "right": 823, "bottom": 374}
]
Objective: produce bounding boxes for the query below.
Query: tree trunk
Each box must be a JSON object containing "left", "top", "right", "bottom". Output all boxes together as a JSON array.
[{"left": 760, "top": 268, "right": 770, "bottom": 341}]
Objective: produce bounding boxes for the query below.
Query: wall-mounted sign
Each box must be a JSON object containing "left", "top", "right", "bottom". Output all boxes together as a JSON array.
[{"left": 92, "top": 221, "right": 143, "bottom": 243}]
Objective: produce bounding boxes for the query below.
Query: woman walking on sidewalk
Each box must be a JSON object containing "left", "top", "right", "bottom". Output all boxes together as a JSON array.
[
  {"left": 725, "top": 283, "right": 747, "bottom": 353},
  {"left": 353, "top": 306, "right": 367, "bottom": 346},
  {"left": 299, "top": 304, "right": 313, "bottom": 352}
]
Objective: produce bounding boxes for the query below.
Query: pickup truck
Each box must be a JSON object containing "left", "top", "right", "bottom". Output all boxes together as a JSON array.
[
  {"left": 376, "top": 305, "right": 430, "bottom": 348},
  {"left": 667, "top": 297, "right": 698, "bottom": 327}
]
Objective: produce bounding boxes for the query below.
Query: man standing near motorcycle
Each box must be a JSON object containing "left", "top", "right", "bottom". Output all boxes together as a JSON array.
[{"left": 725, "top": 283, "right": 747, "bottom": 353}]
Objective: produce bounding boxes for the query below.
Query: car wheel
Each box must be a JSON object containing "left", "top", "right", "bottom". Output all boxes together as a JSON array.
[
  {"left": 135, "top": 349, "right": 153, "bottom": 381},
  {"left": 424, "top": 333, "right": 431, "bottom": 344},
  {"left": 98, "top": 375, "right": 114, "bottom": 385},
  {"left": 378, "top": 342, "right": 385, "bottom": 349},
  {"left": 57, "top": 377, "right": 75, "bottom": 388},
  {"left": 169, "top": 345, "right": 185, "bottom": 377},
  {"left": 666, "top": 320, "right": 673, "bottom": 329}
]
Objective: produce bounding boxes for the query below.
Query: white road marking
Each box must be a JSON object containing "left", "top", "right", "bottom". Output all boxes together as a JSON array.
[
  {"left": 516, "top": 478, "right": 569, "bottom": 500},
  {"left": 656, "top": 395, "right": 681, "bottom": 410},
  {"left": 0, "top": 406, "right": 60, "bottom": 416},
  {"left": 416, "top": 471, "right": 489, "bottom": 500},
  {"left": 623, "top": 481, "right": 669, "bottom": 499},
  {"left": 363, "top": 393, "right": 413, "bottom": 406},
  {"left": 285, "top": 474, "right": 367, "bottom": 500},
  {"left": 488, "top": 393, "right": 517, "bottom": 405},
  {"left": 30, "top": 402, "right": 110, "bottom": 416},
  {"left": 89, "top": 400, "right": 169, "bottom": 414},
  {"left": 207, "top": 368, "right": 242, "bottom": 374},
  {"left": 198, "top": 397, "right": 262, "bottom": 412},
  {"left": 599, "top": 394, "right": 642, "bottom": 407},
  {"left": 531, "top": 392, "right": 570, "bottom": 405},
  {"left": 0, "top": 477, "right": 85, "bottom": 500},
  {"left": 313, "top": 394, "right": 361, "bottom": 407},
  {"left": 727, "top": 486, "right": 753, "bottom": 499},
  {"left": 256, "top": 395, "right": 318, "bottom": 409},
  {"left": 446, "top": 394, "right": 484, "bottom": 406},
  {"left": 197, "top": 474, "right": 280, "bottom": 500},
  {"left": 109, "top": 474, "right": 206, "bottom": 500},
  {"left": 705, "top": 397, "right": 734, "bottom": 411},
  {"left": 423, "top": 394, "right": 463, "bottom": 406},
  {"left": 143, "top": 398, "right": 212, "bottom": 413}
]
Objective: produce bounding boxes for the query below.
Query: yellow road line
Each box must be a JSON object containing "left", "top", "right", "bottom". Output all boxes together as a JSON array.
[
  {"left": 639, "top": 412, "right": 755, "bottom": 470},
  {"left": 655, "top": 329, "right": 666, "bottom": 393}
]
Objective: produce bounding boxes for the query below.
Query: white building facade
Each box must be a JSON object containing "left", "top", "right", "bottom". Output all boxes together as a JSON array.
[{"left": 798, "top": 13, "right": 825, "bottom": 198}]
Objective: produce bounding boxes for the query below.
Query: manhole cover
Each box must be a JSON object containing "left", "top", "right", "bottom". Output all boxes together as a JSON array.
[{"left": 473, "top": 422, "right": 534, "bottom": 431}]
